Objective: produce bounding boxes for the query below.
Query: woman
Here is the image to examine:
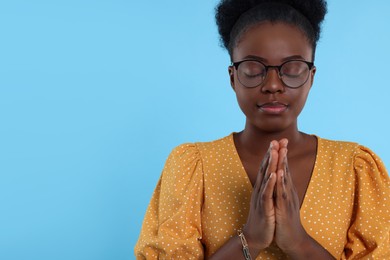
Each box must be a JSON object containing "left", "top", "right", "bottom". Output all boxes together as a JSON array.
[{"left": 135, "top": 0, "right": 390, "bottom": 259}]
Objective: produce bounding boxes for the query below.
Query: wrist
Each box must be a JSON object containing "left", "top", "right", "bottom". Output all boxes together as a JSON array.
[
  {"left": 237, "top": 229, "right": 252, "bottom": 260},
  {"left": 283, "top": 234, "right": 334, "bottom": 260},
  {"left": 285, "top": 233, "right": 310, "bottom": 255},
  {"left": 240, "top": 228, "right": 267, "bottom": 257}
]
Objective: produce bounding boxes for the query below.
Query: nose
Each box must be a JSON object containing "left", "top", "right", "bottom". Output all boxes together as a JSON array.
[{"left": 260, "top": 68, "right": 285, "bottom": 94}]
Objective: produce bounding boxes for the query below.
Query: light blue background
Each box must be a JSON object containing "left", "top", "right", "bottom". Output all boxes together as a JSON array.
[{"left": 0, "top": 1, "right": 389, "bottom": 259}]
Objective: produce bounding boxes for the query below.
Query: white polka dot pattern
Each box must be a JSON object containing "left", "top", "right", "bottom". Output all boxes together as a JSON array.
[
  {"left": 135, "top": 134, "right": 390, "bottom": 259},
  {"left": 301, "top": 138, "right": 390, "bottom": 259}
]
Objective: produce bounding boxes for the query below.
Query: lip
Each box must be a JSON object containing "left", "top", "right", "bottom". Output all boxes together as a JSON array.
[{"left": 257, "top": 101, "right": 288, "bottom": 114}]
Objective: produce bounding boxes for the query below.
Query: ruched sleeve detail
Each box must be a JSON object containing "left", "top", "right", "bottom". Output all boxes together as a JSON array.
[
  {"left": 135, "top": 144, "right": 204, "bottom": 260},
  {"left": 342, "top": 146, "right": 390, "bottom": 259}
]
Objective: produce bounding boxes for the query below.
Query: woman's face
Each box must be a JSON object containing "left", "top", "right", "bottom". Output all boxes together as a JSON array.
[{"left": 229, "top": 22, "right": 316, "bottom": 133}]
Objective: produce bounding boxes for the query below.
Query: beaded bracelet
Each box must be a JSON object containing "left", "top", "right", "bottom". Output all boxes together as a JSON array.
[{"left": 237, "top": 229, "right": 252, "bottom": 260}]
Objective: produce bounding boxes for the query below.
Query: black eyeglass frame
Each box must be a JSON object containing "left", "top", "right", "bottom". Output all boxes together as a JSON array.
[{"left": 230, "top": 59, "right": 315, "bottom": 89}]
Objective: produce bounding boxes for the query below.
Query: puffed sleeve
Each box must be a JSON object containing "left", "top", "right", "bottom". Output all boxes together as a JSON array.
[
  {"left": 134, "top": 143, "right": 204, "bottom": 259},
  {"left": 342, "top": 146, "right": 390, "bottom": 259}
]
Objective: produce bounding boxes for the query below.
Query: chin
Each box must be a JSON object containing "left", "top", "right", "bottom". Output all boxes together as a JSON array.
[
  {"left": 257, "top": 125, "right": 289, "bottom": 134},
  {"left": 250, "top": 118, "right": 293, "bottom": 133}
]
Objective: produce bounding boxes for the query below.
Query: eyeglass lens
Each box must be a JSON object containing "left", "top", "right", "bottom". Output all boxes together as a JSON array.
[{"left": 237, "top": 60, "right": 311, "bottom": 88}]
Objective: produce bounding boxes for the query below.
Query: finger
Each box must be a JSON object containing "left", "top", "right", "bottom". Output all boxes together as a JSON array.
[
  {"left": 279, "top": 138, "right": 288, "bottom": 149},
  {"left": 282, "top": 154, "right": 300, "bottom": 209},
  {"left": 277, "top": 147, "right": 287, "bottom": 173},
  {"left": 254, "top": 143, "right": 272, "bottom": 190},
  {"left": 256, "top": 140, "right": 278, "bottom": 189},
  {"left": 259, "top": 147, "right": 278, "bottom": 206},
  {"left": 277, "top": 138, "right": 288, "bottom": 174},
  {"left": 253, "top": 142, "right": 275, "bottom": 207},
  {"left": 275, "top": 169, "right": 287, "bottom": 210},
  {"left": 263, "top": 142, "right": 279, "bottom": 183},
  {"left": 261, "top": 149, "right": 277, "bottom": 193},
  {"left": 252, "top": 152, "right": 269, "bottom": 207},
  {"left": 259, "top": 171, "right": 277, "bottom": 213},
  {"left": 283, "top": 151, "right": 293, "bottom": 186}
]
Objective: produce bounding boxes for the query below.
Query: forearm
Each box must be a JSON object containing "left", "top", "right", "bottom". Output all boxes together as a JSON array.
[{"left": 285, "top": 234, "right": 335, "bottom": 260}]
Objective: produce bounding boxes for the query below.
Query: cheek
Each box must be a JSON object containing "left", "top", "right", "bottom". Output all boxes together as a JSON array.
[
  {"left": 293, "top": 87, "right": 311, "bottom": 113},
  {"left": 235, "top": 88, "right": 256, "bottom": 112}
]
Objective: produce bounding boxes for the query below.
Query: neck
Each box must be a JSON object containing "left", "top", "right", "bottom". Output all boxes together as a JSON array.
[{"left": 236, "top": 121, "right": 305, "bottom": 157}]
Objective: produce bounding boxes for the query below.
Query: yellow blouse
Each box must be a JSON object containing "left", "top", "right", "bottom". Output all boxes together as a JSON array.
[{"left": 135, "top": 134, "right": 390, "bottom": 259}]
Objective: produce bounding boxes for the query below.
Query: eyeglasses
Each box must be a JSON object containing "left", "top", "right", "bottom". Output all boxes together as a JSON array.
[{"left": 231, "top": 59, "right": 314, "bottom": 89}]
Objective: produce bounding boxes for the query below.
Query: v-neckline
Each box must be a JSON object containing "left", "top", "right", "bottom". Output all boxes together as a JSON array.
[{"left": 228, "top": 133, "right": 320, "bottom": 210}]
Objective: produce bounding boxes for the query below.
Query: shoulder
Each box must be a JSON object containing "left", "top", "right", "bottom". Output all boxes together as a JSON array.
[
  {"left": 317, "top": 136, "right": 388, "bottom": 176},
  {"left": 317, "top": 136, "right": 384, "bottom": 159},
  {"left": 170, "top": 134, "right": 233, "bottom": 156},
  {"left": 317, "top": 136, "right": 360, "bottom": 155},
  {"left": 195, "top": 134, "right": 233, "bottom": 155},
  {"left": 164, "top": 133, "right": 233, "bottom": 170}
]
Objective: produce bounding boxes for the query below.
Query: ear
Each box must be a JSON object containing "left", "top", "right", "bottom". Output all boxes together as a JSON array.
[
  {"left": 228, "top": 66, "right": 236, "bottom": 91},
  {"left": 309, "top": 66, "right": 316, "bottom": 89}
]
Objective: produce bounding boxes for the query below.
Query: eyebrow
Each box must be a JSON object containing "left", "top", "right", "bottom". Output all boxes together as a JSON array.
[{"left": 241, "top": 54, "right": 307, "bottom": 62}]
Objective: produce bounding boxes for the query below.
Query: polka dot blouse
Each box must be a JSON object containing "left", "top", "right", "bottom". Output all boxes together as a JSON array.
[{"left": 135, "top": 133, "right": 390, "bottom": 259}]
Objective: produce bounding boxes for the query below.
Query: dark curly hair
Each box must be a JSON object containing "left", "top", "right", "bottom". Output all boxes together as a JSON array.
[{"left": 215, "top": 0, "right": 327, "bottom": 60}]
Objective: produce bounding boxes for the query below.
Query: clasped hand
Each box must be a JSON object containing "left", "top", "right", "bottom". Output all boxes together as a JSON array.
[{"left": 243, "top": 139, "right": 308, "bottom": 255}]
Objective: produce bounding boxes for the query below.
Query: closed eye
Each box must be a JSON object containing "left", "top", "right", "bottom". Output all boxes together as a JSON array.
[
  {"left": 244, "top": 72, "right": 265, "bottom": 78},
  {"left": 282, "top": 73, "right": 301, "bottom": 78}
]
